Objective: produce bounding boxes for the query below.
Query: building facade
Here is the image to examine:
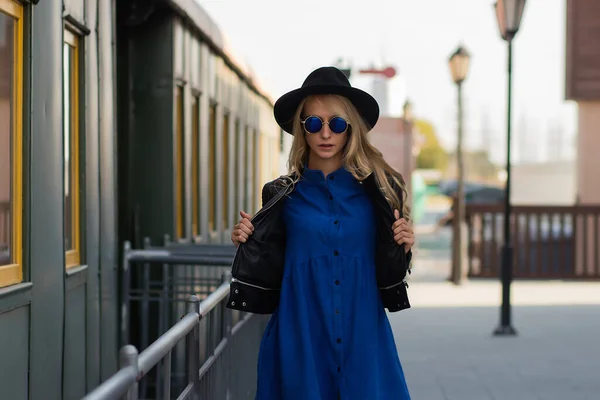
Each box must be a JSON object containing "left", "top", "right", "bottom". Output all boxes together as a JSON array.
[{"left": 368, "top": 115, "right": 415, "bottom": 206}]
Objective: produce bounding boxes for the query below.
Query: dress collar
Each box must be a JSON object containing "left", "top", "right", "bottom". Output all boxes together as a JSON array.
[{"left": 302, "top": 164, "right": 356, "bottom": 185}]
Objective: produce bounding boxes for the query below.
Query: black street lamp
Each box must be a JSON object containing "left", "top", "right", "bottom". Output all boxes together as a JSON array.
[
  {"left": 448, "top": 46, "right": 470, "bottom": 285},
  {"left": 493, "top": 0, "right": 527, "bottom": 336}
]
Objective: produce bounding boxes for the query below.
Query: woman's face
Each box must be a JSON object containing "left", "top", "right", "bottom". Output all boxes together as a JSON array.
[{"left": 302, "top": 95, "right": 349, "bottom": 163}]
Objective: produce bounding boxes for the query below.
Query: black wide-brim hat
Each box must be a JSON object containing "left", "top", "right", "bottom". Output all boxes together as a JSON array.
[{"left": 274, "top": 66, "right": 380, "bottom": 135}]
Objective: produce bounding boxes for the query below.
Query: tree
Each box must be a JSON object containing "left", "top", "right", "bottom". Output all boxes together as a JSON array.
[
  {"left": 446, "top": 149, "right": 498, "bottom": 180},
  {"left": 415, "top": 119, "right": 449, "bottom": 170}
]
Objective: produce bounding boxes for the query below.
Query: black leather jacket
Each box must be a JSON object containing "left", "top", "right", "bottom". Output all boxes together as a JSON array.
[{"left": 226, "top": 172, "right": 412, "bottom": 314}]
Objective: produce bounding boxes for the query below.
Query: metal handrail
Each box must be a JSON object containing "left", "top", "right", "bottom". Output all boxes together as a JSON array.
[
  {"left": 83, "top": 281, "right": 232, "bottom": 400},
  {"left": 126, "top": 248, "right": 234, "bottom": 266}
]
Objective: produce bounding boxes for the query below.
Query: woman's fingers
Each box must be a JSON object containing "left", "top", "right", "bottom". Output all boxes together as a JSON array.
[
  {"left": 235, "top": 231, "right": 249, "bottom": 242},
  {"left": 239, "top": 210, "right": 254, "bottom": 231},
  {"left": 392, "top": 216, "right": 415, "bottom": 252},
  {"left": 231, "top": 210, "right": 254, "bottom": 247},
  {"left": 393, "top": 220, "right": 412, "bottom": 236},
  {"left": 235, "top": 222, "right": 253, "bottom": 236}
]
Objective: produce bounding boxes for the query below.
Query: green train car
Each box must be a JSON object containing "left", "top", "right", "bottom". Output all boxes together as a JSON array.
[{"left": 0, "top": 0, "right": 283, "bottom": 399}]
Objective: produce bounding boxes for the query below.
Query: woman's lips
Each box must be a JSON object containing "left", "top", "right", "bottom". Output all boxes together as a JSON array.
[{"left": 319, "top": 144, "right": 334, "bottom": 149}]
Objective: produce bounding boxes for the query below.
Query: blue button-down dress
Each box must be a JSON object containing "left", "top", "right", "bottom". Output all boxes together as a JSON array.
[{"left": 255, "top": 166, "right": 411, "bottom": 400}]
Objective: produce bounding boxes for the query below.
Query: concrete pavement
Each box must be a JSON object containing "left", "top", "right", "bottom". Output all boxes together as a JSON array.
[{"left": 391, "top": 277, "right": 600, "bottom": 400}]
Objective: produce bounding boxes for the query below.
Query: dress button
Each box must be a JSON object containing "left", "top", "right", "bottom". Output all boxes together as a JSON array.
[
  {"left": 333, "top": 250, "right": 339, "bottom": 256},
  {"left": 336, "top": 338, "right": 342, "bottom": 344},
  {"left": 329, "top": 195, "right": 333, "bottom": 200},
  {"left": 335, "top": 280, "right": 340, "bottom": 285},
  {"left": 329, "top": 176, "right": 335, "bottom": 180},
  {"left": 337, "top": 366, "right": 341, "bottom": 372},
  {"left": 334, "top": 220, "right": 338, "bottom": 225},
  {"left": 335, "top": 309, "right": 340, "bottom": 314}
]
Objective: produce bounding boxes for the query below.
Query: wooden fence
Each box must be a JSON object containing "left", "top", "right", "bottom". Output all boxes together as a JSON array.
[{"left": 465, "top": 204, "right": 600, "bottom": 279}]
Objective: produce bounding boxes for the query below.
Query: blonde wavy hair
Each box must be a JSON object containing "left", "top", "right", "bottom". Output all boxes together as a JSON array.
[{"left": 286, "top": 94, "right": 411, "bottom": 221}]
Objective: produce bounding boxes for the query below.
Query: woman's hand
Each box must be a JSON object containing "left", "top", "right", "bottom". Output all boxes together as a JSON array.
[
  {"left": 232, "top": 210, "right": 254, "bottom": 247},
  {"left": 392, "top": 209, "right": 414, "bottom": 254}
]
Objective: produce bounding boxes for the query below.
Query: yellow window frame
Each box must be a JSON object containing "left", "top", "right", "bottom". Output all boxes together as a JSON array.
[
  {"left": 244, "top": 125, "right": 250, "bottom": 212},
  {"left": 191, "top": 96, "right": 200, "bottom": 238},
  {"left": 208, "top": 104, "right": 216, "bottom": 232},
  {"left": 233, "top": 119, "right": 240, "bottom": 217},
  {"left": 175, "top": 86, "right": 184, "bottom": 239},
  {"left": 0, "top": 0, "right": 24, "bottom": 287},
  {"left": 64, "top": 28, "right": 81, "bottom": 269},
  {"left": 254, "top": 129, "right": 260, "bottom": 212},
  {"left": 222, "top": 113, "right": 230, "bottom": 229}
]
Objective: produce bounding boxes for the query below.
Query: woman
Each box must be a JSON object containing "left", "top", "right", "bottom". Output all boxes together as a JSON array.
[{"left": 228, "top": 66, "right": 414, "bottom": 400}]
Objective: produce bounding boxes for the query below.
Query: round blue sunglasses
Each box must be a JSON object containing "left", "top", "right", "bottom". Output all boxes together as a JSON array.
[{"left": 301, "top": 115, "right": 350, "bottom": 134}]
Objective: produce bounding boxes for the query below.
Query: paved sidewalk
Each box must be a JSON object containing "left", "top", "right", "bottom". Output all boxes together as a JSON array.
[{"left": 390, "top": 280, "right": 600, "bottom": 400}]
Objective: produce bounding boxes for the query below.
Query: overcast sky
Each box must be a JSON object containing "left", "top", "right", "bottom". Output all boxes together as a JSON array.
[{"left": 198, "top": 0, "right": 578, "bottom": 165}]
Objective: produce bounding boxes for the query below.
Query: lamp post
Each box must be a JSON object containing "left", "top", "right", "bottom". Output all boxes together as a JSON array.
[
  {"left": 493, "top": 0, "right": 526, "bottom": 336},
  {"left": 448, "top": 45, "right": 470, "bottom": 285}
]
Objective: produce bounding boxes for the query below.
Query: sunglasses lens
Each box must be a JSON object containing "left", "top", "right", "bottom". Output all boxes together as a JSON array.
[
  {"left": 329, "top": 117, "right": 348, "bottom": 133},
  {"left": 304, "top": 116, "right": 323, "bottom": 133}
]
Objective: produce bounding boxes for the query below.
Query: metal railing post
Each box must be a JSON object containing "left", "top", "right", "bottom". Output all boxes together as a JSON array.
[
  {"left": 120, "top": 345, "right": 139, "bottom": 400},
  {"left": 141, "top": 237, "right": 152, "bottom": 399},
  {"left": 121, "top": 241, "right": 132, "bottom": 347},
  {"left": 221, "top": 271, "right": 233, "bottom": 339},
  {"left": 221, "top": 271, "right": 233, "bottom": 397},
  {"left": 187, "top": 295, "right": 201, "bottom": 400}
]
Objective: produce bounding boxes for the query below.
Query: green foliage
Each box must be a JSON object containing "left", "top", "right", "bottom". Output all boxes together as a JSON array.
[
  {"left": 464, "top": 150, "right": 498, "bottom": 179},
  {"left": 415, "top": 120, "right": 448, "bottom": 170}
]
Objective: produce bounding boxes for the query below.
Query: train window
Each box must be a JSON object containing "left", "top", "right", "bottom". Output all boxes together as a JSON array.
[
  {"left": 258, "top": 133, "right": 266, "bottom": 211},
  {"left": 191, "top": 95, "right": 200, "bottom": 238},
  {"left": 63, "top": 28, "right": 81, "bottom": 268},
  {"left": 222, "top": 113, "right": 230, "bottom": 230},
  {"left": 253, "top": 129, "right": 259, "bottom": 212},
  {"left": 272, "top": 136, "right": 279, "bottom": 178},
  {"left": 175, "top": 85, "right": 185, "bottom": 239},
  {"left": 0, "top": 0, "right": 23, "bottom": 287},
  {"left": 234, "top": 118, "right": 240, "bottom": 219},
  {"left": 244, "top": 125, "right": 251, "bottom": 212},
  {"left": 208, "top": 103, "right": 216, "bottom": 232}
]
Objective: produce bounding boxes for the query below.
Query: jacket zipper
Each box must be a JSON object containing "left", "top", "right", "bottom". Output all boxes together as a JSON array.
[
  {"left": 379, "top": 279, "right": 409, "bottom": 290},
  {"left": 232, "top": 277, "right": 279, "bottom": 291}
]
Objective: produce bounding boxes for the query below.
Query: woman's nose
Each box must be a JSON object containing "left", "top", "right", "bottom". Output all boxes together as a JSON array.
[{"left": 320, "top": 123, "right": 332, "bottom": 138}]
